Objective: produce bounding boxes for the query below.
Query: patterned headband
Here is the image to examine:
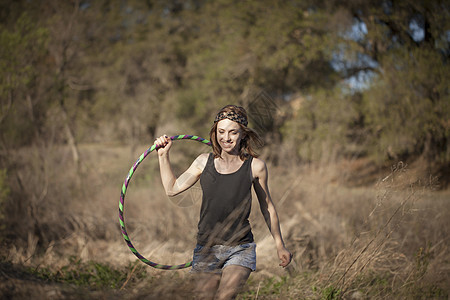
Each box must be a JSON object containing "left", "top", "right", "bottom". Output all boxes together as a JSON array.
[{"left": 214, "top": 111, "right": 248, "bottom": 127}]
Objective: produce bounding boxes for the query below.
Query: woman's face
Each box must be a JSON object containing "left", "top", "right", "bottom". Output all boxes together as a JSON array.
[{"left": 216, "top": 118, "right": 243, "bottom": 154}]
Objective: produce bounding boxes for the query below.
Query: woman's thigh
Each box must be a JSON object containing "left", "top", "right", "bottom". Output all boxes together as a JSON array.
[
  {"left": 216, "top": 265, "right": 251, "bottom": 299},
  {"left": 193, "top": 273, "right": 221, "bottom": 300}
]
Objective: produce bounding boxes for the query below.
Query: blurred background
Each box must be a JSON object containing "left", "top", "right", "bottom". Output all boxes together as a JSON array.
[{"left": 0, "top": 0, "right": 449, "bottom": 299}]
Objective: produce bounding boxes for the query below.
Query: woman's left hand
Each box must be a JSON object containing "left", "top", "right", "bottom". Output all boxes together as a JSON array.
[{"left": 277, "top": 246, "right": 292, "bottom": 267}]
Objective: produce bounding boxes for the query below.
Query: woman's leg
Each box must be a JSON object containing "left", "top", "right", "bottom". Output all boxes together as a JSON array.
[
  {"left": 215, "top": 265, "right": 251, "bottom": 300},
  {"left": 194, "top": 273, "right": 221, "bottom": 300}
]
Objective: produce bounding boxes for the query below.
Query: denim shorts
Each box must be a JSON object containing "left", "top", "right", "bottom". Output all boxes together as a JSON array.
[{"left": 191, "top": 243, "right": 256, "bottom": 274}]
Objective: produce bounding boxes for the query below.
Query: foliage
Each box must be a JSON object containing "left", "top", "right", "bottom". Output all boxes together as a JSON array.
[
  {"left": 30, "top": 256, "right": 143, "bottom": 289},
  {"left": 282, "top": 0, "right": 449, "bottom": 165},
  {"left": 361, "top": 46, "right": 449, "bottom": 163},
  {"left": 0, "top": 0, "right": 447, "bottom": 164},
  {"left": 0, "top": 12, "right": 48, "bottom": 146},
  {"left": 239, "top": 269, "right": 448, "bottom": 299},
  {"left": 321, "top": 285, "right": 342, "bottom": 300}
]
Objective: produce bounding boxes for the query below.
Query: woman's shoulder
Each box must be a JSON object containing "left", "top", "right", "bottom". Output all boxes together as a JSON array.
[
  {"left": 251, "top": 157, "right": 267, "bottom": 176},
  {"left": 193, "top": 153, "right": 211, "bottom": 169},
  {"left": 197, "top": 153, "right": 211, "bottom": 160}
]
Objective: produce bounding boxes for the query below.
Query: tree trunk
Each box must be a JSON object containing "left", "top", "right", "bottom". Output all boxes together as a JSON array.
[{"left": 60, "top": 103, "right": 80, "bottom": 169}]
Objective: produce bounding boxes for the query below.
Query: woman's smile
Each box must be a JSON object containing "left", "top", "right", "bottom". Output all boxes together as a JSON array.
[
  {"left": 220, "top": 140, "right": 234, "bottom": 147},
  {"left": 216, "top": 119, "right": 242, "bottom": 153}
]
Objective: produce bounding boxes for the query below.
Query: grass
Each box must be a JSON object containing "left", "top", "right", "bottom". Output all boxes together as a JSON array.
[
  {"left": 30, "top": 256, "right": 132, "bottom": 289},
  {"left": 1, "top": 143, "right": 449, "bottom": 299}
]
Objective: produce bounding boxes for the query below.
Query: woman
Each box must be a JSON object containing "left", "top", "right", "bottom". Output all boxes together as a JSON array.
[{"left": 154, "top": 105, "right": 292, "bottom": 300}]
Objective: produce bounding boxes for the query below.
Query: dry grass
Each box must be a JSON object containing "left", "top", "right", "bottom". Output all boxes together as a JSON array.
[{"left": 1, "top": 142, "right": 449, "bottom": 299}]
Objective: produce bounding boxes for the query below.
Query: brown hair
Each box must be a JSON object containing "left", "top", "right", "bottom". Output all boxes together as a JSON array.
[{"left": 209, "top": 105, "right": 263, "bottom": 160}]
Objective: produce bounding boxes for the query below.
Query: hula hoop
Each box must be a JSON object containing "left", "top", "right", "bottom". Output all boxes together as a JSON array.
[{"left": 119, "top": 135, "right": 211, "bottom": 270}]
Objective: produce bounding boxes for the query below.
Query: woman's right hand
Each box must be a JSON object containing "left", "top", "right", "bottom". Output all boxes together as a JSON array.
[{"left": 154, "top": 135, "right": 172, "bottom": 156}]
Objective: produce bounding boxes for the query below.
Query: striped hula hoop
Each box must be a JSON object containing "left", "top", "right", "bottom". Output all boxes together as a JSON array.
[{"left": 119, "top": 135, "right": 211, "bottom": 269}]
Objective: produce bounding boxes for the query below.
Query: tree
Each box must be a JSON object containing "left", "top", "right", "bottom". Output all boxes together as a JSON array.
[
  {"left": 353, "top": 0, "right": 449, "bottom": 163},
  {"left": 283, "top": 0, "right": 449, "bottom": 166},
  {"left": 0, "top": 12, "right": 48, "bottom": 149}
]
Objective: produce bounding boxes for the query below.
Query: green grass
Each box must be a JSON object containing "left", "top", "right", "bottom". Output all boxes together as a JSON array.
[
  {"left": 9, "top": 256, "right": 447, "bottom": 299},
  {"left": 237, "top": 269, "right": 448, "bottom": 300},
  {"left": 30, "top": 256, "right": 146, "bottom": 289},
  {"left": 238, "top": 276, "right": 289, "bottom": 299}
]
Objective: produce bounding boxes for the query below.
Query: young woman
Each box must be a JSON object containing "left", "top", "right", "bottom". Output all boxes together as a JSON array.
[{"left": 154, "top": 105, "right": 292, "bottom": 300}]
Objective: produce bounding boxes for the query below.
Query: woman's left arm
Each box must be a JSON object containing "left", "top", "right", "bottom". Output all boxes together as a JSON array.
[{"left": 252, "top": 158, "right": 292, "bottom": 268}]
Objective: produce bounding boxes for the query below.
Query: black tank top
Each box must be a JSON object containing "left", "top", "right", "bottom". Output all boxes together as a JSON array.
[{"left": 197, "top": 153, "right": 254, "bottom": 246}]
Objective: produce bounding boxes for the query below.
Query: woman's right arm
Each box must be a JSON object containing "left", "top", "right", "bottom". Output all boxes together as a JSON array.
[{"left": 155, "top": 135, "right": 206, "bottom": 197}]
